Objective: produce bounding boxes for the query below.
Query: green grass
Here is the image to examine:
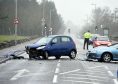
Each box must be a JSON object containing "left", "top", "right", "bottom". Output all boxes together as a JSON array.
[{"left": 0, "top": 35, "right": 28, "bottom": 43}]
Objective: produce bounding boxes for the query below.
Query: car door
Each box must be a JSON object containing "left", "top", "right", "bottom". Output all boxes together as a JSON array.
[
  {"left": 49, "top": 37, "right": 62, "bottom": 56},
  {"left": 60, "top": 36, "right": 72, "bottom": 55},
  {"left": 112, "top": 44, "right": 118, "bottom": 60}
]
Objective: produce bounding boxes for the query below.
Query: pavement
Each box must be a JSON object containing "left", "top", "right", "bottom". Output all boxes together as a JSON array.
[{"left": 0, "top": 38, "right": 40, "bottom": 64}]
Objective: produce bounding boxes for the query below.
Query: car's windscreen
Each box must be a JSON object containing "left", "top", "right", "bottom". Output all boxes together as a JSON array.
[
  {"left": 35, "top": 37, "right": 52, "bottom": 45},
  {"left": 97, "top": 37, "right": 109, "bottom": 41}
]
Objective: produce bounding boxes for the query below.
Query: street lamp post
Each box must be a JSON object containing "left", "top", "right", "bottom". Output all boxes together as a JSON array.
[
  {"left": 41, "top": 0, "right": 45, "bottom": 36},
  {"left": 15, "top": 0, "right": 18, "bottom": 45}
]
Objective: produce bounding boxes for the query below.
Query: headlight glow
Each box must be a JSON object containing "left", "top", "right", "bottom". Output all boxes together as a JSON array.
[{"left": 36, "top": 46, "right": 45, "bottom": 50}]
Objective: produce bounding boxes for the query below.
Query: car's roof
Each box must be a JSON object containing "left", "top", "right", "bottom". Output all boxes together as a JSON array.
[{"left": 48, "top": 35, "right": 71, "bottom": 38}]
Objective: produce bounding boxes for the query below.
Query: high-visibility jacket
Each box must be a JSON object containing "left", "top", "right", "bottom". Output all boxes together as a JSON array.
[{"left": 84, "top": 32, "right": 91, "bottom": 39}]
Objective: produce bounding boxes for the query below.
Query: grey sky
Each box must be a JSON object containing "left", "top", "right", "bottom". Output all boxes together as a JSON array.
[
  {"left": 53, "top": 0, "right": 118, "bottom": 26},
  {"left": 37, "top": 0, "right": 118, "bottom": 27}
]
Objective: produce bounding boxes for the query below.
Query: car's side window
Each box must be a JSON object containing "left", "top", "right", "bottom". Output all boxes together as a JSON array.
[
  {"left": 52, "top": 37, "right": 59, "bottom": 43},
  {"left": 61, "top": 37, "right": 71, "bottom": 43}
]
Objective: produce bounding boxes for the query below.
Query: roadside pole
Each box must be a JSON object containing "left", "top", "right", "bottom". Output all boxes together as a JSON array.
[{"left": 14, "top": 0, "right": 18, "bottom": 45}]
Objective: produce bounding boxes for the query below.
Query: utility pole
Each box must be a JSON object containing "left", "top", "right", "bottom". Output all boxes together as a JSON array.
[
  {"left": 15, "top": 0, "right": 18, "bottom": 45},
  {"left": 41, "top": 0, "right": 45, "bottom": 36}
]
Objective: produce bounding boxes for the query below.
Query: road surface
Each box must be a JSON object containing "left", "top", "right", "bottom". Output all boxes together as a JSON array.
[{"left": 0, "top": 34, "right": 117, "bottom": 84}]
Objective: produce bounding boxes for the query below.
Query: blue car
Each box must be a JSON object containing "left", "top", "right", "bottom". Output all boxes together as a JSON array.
[
  {"left": 25, "top": 35, "right": 77, "bottom": 59},
  {"left": 86, "top": 43, "right": 118, "bottom": 62}
]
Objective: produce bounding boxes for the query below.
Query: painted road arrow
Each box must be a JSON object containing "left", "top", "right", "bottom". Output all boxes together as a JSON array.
[{"left": 10, "top": 69, "right": 30, "bottom": 80}]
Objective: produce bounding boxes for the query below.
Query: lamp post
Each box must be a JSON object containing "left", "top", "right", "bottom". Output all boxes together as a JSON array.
[
  {"left": 14, "top": 0, "right": 18, "bottom": 45},
  {"left": 41, "top": 0, "right": 45, "bottom": 36}
]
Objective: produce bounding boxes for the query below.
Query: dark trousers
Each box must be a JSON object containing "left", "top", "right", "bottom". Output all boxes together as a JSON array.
[{"left": 83, "top": 38, "right": 89, "bottom": 50}]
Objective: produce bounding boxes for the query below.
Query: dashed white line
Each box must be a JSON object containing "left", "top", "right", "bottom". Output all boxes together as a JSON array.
[
  {"left": 57, "top": 63, "right": 60, "bottom": 67},
  {"left": 55, "top": 68, "right": 59, "bottom": 74},
  {"left": 53, "top": 75, "right": 58, "bottom": 83},
  {"left": 53, "top": 60, "right": 60, "bottom": 83}
]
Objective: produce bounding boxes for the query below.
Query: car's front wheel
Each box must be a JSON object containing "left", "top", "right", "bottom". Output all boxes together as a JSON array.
[
  {"left": 102, "top": 53, "right": 112, "bottom": 62},
  {"left": 69, "top": 50, "right": 76, "bottom": 59},
  {"left": 43, "top": 51, "right": 49, "bottom": 60}
]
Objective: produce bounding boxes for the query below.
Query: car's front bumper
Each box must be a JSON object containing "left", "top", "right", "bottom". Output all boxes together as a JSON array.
[{"left": 86, "top": 52, "right": 100, "bottom": 60}]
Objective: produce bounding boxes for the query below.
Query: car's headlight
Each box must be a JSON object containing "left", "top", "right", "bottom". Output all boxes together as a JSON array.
[
  {"left": 91, "top": 50, "right": 97, "bottom": 53},
  {"left": 96, "top": 42, "right": 100, "bottom": 45},
  {"left": 108, "top": 43, "right": 112, "bottom": 46},
  {"left": 36, "top": 46, "right": 45, "bottom": 50}
]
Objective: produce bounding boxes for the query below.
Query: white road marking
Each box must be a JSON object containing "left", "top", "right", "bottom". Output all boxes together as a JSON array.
[
  {"left": 113, "top": 79, "right": 118, "bottom": 84},
  {"left": 108, "top": 71, "right": 114, "bottom": 77},
  {"left": 10, "top": 69, "right": 29, "bottom": 80},
  {"left": 59, "top": 69, "right": 80, "bottom": 75},
  {"left": 58, "top": 60, "right": 60, "bottom": 63},
  {"left": 65, "top": 74, "right": 109, "bottom": 79},
  {"left": 55, "top": 68, "right": 59, "bottom": 74},
  {"left": 53, "top": 75, "right": 58, "bottom": 83},
  {"left": 52, "top": 60, "right": 60, "bottom": 83},
  {"left": 62, "top": 79, "right": 98, "bottom": 84},
  {"left": 57, "top": 63, "right": 60, "bottom": 67},
  {"left": 61, "top": 77, "right": 105, "bottom": 82},
  {"left": 104, "top": 66, "right": 109, "bottom": 70},
  {"left": 89, "top": 65, "right": 105, "bottom": 69}
]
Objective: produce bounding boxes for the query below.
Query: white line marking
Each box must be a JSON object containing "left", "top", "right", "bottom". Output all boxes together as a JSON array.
[
  {"left": 104, "top": 66, "right": 109, "bottom": 70},
  {"left": 65, "top": 74, "right": 109, "bottom": 79},
  {"left": 58, "top": 60, "right": 60, "bottom": 63},
  {"left": 53, "top": 75, "right": 58, "bottom": 83},
  {"left": 63, "top": 80, "right": 98, "bottom": 84},
  {"left": 55, "top": 68, "right": 59, "bottom": 74},
  {"left": 59, "top": 69, "right": 80, "bottom": 75},
  {"left": 113, "top": 79, "right": 118, "bottom": 84},
  {"left": 89, "top": 66, "right": 105, "bottom": 69},
  {"left": 61, "top": 77, "right": 105, "bottom": 82},
  {"left": 10, "top": 69, "right": 29, "bottom": 80},
  {"left": 108, "top": 71, "right": 114, "bottom": 77},
  {"left": 57, "top": 63, "right": 60, "bottom": 67}
]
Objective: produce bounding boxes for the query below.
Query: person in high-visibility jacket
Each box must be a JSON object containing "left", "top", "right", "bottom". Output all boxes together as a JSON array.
[{"left": 83, "top": 30, "right": 91, "bottom": 50}]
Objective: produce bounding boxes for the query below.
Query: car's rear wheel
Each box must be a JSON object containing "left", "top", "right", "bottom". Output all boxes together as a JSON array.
[
  {"left": 43, "top": 51, "right": 48, "bottom": 60},
  {"left": 102, "top": 53, "right": 112, "bottom": 62},
  {"left": 69, "top": 50, "right": 76, "bottom": 59},
  {"left": 55, "top": 56, "right": 61, "bottom": 59}
]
